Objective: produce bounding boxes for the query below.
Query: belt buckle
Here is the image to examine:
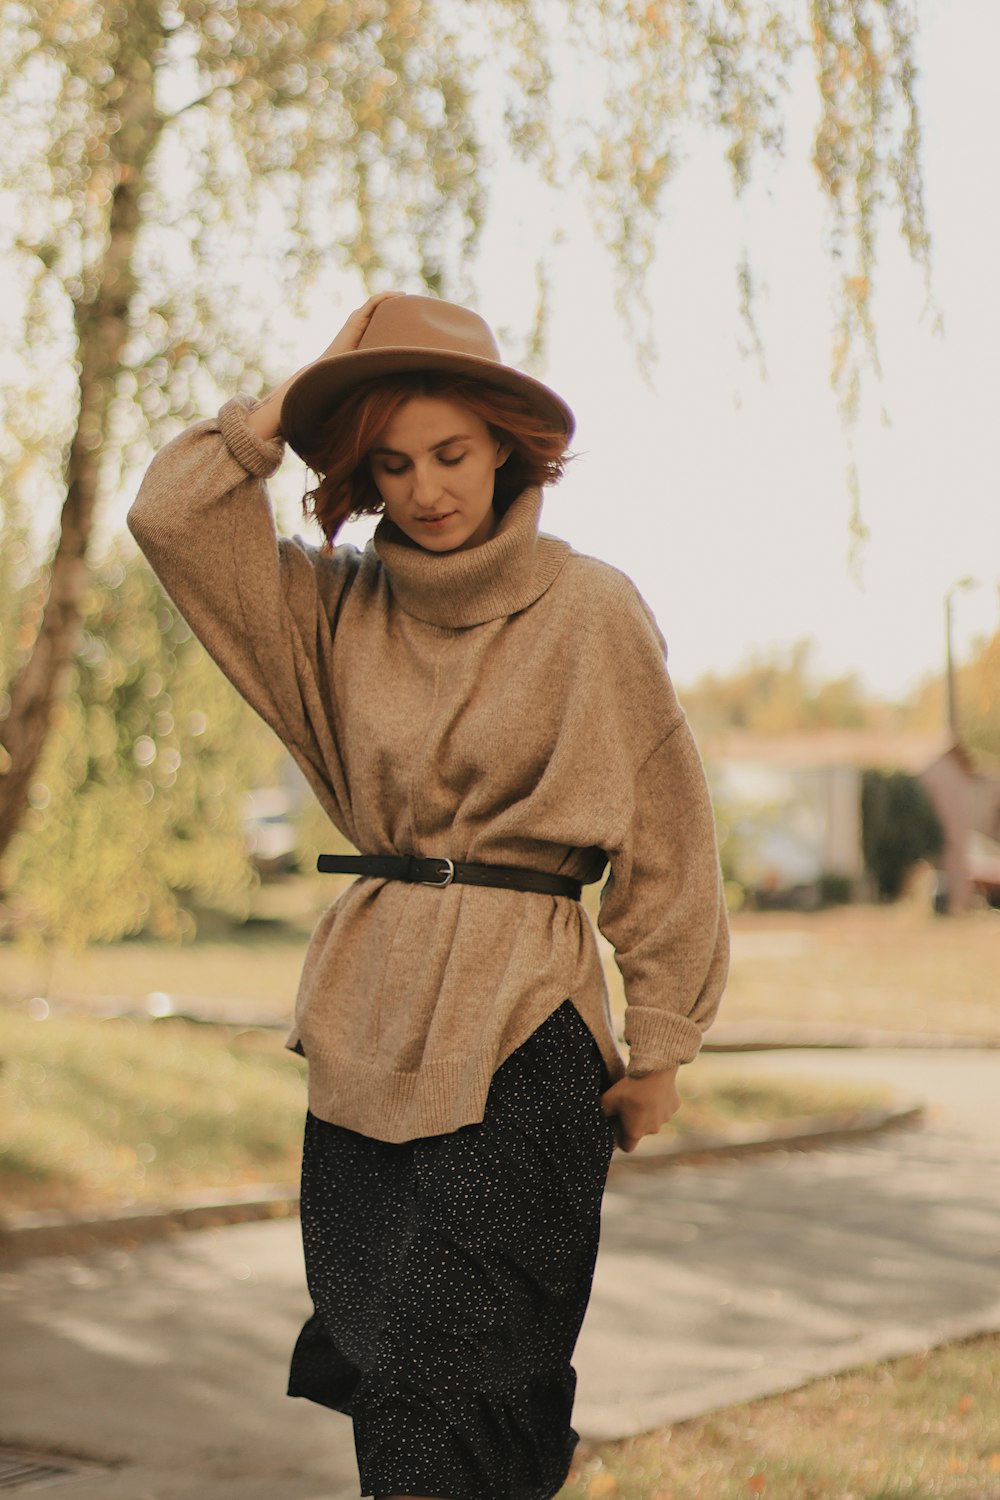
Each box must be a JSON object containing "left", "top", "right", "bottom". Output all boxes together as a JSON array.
[{"left": 420, "top": 857, "right": 455, "bottom": 888}]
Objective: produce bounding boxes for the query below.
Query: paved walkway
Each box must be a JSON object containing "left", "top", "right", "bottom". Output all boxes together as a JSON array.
[
  {"left": 576, "top": 1048, "right": 1000, "bottom": 1438},
  {"left": 2, "top": 1050, "right": 999, "bottom": 1496}
]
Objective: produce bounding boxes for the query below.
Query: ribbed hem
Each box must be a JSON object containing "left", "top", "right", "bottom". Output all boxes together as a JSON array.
[
  {"left": 623, "top": 1005, "right": 703, "bottom": 1074},
  {"left": 305, "top": 1043, "right": 499, "bottom": 1143},
  {"left": 218, "top": 396, "right": 286, "bottom": 477}
]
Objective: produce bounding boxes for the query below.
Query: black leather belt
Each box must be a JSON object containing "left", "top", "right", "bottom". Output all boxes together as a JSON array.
[{"left": 316, "top": 853, "right": 582, "bottom": 900}]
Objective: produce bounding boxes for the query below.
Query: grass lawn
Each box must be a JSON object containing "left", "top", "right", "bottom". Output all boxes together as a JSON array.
[
  {"left": 1, "top": 897, "right": 997, "bottom": 1038},
  {"left": 0, "top": 1011, "right": 308, "bottom": 1215},
  {"left": 599, "top": 903, "right": 1000, "bottom": 1043},
  {"left": 0, "top": 1009, "right": 887, "bottom": 1217},
  {"left": 721, "top": 905, "right": 1000, "bottom": 1041},
  {"left": 558, "top": 1332, "right": 1000, "bottom": 1500},
  {"left": 0, "top": 923, "right": 314, "bottom": 1022}
]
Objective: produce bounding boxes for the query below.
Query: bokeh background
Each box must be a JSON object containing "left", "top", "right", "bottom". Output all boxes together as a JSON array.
[{"left": 1, "top": 0, "right": 998, "bottom": 1219}]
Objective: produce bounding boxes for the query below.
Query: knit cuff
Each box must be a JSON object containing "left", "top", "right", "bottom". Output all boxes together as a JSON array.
[
  {"left": 218, "top": 396, "right": 285, "bottom": 478},
  {"left": 624, "top": 1005, "right": 704, "bottom": 1074}
]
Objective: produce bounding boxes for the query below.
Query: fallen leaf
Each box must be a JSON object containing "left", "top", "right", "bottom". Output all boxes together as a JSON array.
[
  {"left": 748, "top": 1477, "right": 766, "bottom": 1495},
  {"left": 947, "top": 1457, "right": 967, "bottom": 1474},
  {"left": 587, "top": 1474, "right": 619, "bottom": 1498},
  {"left": 988, "top": 1453, "right": 1000, "bottom": 1473},
  {"left": 958, "top": 1393, "right": 974, "bottom": 1413}
]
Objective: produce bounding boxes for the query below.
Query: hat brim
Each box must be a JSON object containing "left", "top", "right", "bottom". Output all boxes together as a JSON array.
[{"left": 280, "top": 347, "right": 575, "bottom": 461}]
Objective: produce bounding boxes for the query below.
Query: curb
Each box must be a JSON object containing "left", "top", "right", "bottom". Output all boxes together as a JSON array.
[
  {"left": 608, "top": 1102, "right": 924, "bottom": 1177},
  {"left": 702, "top": 1024, "right": 1000, "bottom": 1052},
  {"left": 1, "top": 1106, "right": 924, "bottom": 1265},
  {"left": 0, "top": 1186, "right": 300, "bottom": 1267}
]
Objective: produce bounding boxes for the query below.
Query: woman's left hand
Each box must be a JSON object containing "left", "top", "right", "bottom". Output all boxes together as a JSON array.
[{"left": 600, "top": 1068, "right": 681, "bottom": 1153}]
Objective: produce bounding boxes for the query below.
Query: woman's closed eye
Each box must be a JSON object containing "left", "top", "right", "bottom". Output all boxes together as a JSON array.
[{"left": 378, "top": 451, "right": 467, "bottom": 475}]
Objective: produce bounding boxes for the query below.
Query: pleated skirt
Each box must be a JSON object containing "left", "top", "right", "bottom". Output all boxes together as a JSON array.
[{"left": 287, "top": 998, "right": 616, "bottom": 1500}]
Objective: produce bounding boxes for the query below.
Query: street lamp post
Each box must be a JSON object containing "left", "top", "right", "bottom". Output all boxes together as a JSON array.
[{"left": 945, "top": 577, "right": 976, "bottom": 739}]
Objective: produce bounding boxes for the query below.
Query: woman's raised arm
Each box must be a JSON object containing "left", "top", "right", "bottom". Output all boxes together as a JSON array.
[{"left": 247, "top": 290, "right": 405, "bottom": 443}]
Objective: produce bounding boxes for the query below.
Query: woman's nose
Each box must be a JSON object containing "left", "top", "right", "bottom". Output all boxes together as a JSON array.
[{"left": 411, "top": 464, "right": 444, "bottom": 507}]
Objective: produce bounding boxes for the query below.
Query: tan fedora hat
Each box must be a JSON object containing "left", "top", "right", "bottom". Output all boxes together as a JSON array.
[{"left": 280, "top": 294, "right": 575, "bottom": 459}]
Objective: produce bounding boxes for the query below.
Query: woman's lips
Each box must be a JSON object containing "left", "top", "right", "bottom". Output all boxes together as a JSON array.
[{"left": 416, "top": 512, "right": 456, "bottom": 527}]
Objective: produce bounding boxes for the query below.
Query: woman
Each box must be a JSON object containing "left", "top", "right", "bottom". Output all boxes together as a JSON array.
[{"left": 129, "top": 291, "right": 729, "bottom": 1500}]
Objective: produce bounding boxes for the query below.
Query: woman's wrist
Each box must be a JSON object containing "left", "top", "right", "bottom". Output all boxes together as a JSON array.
[
  {"left": 246, "top": 377, "right": 297, "bottom": 443},
  {"left": 628, "top": 1064, "right": 680, "bottom": 1082}
]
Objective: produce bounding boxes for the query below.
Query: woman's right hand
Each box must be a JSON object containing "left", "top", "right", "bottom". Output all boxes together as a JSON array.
[{"left": 247, "top": 290, "right": 406, "bottom": 444}]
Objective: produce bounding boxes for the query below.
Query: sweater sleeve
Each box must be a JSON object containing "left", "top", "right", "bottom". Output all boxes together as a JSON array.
[
  {"left": 584, "top": 571, "right": 729, "bottom": 1073},
  {"left": 127, "top": 397, "right": 358, "bottom": 802},
  {"left": 597, "top": 716, "right": 730, "bottom": 1073}
]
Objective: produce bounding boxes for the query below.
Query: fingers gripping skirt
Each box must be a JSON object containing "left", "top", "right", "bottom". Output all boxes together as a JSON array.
[{"left": 287, "top": 999, "right": 616, "bottom": 1500}]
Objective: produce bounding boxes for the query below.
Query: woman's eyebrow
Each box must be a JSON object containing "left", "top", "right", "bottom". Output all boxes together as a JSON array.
[{"left": 371, "top": 434, "right": 471, "bottom": 456}]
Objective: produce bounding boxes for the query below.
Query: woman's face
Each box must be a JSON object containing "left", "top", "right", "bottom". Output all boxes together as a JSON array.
[{"left": 369, "top": 395, "right": 511, "bottom": 553}]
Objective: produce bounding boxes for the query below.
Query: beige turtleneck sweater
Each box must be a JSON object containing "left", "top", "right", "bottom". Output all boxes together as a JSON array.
[{"left": 128, "top": 396, "right": 729, "bottom": 1142}]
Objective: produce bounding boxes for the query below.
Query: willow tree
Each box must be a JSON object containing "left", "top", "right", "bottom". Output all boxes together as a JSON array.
[{"left": 0, "top": 0, "right": 928, "bottom": 861}]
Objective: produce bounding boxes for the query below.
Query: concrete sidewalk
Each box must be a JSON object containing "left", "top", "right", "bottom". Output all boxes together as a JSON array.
[
  {"left": 576, "top": 1047, "right": 1000, "bottom": 1438},
  {"left": 3, "top": 1050, "right": 1000, "bottom": 1497},
  {"left": 576, "top": 1059, "right": 1000, "bottom": 1438}
]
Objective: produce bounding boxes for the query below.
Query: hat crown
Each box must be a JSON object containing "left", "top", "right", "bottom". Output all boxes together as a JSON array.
[
  {"left": 280, "top": 294, "right": 575, "bottom": 458},
  {"left": 360, "top": 295, "right": 502, "bottom": 364}
]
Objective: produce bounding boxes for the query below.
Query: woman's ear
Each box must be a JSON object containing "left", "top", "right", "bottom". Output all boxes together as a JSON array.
[{"left": 494, "top": 440, "right": 512, "bottom": 469}]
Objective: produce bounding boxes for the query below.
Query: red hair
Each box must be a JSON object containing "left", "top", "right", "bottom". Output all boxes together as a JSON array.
[{"left": 298, "top": 372, "right": 571, "bottom": 545}]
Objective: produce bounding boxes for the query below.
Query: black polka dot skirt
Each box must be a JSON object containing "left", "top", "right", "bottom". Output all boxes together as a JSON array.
[{"left": 287, "top": 998, "right": 616, "bottom": 1500}]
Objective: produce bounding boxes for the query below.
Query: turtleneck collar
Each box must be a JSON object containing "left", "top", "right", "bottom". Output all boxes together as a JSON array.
[{"left": 370, "top": 487, "right": 570, "bottom": 629}]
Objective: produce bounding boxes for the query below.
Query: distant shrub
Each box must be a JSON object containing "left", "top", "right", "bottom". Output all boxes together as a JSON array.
[
  {"left": 861, "top": 770, "right": 944, "bottom": 901},
  {"left": 819, "top": 872, "right": 854, "bottom": 906}
]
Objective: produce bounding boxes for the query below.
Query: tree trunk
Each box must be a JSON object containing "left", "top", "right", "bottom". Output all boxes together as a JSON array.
[{"left": 0, "top": 68, "right": 159, "bottom": 865}]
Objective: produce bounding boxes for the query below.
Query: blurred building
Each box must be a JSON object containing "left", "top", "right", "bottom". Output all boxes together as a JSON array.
[{"left": 704, "top": 730, "right": 1000, "bottom": 912}]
